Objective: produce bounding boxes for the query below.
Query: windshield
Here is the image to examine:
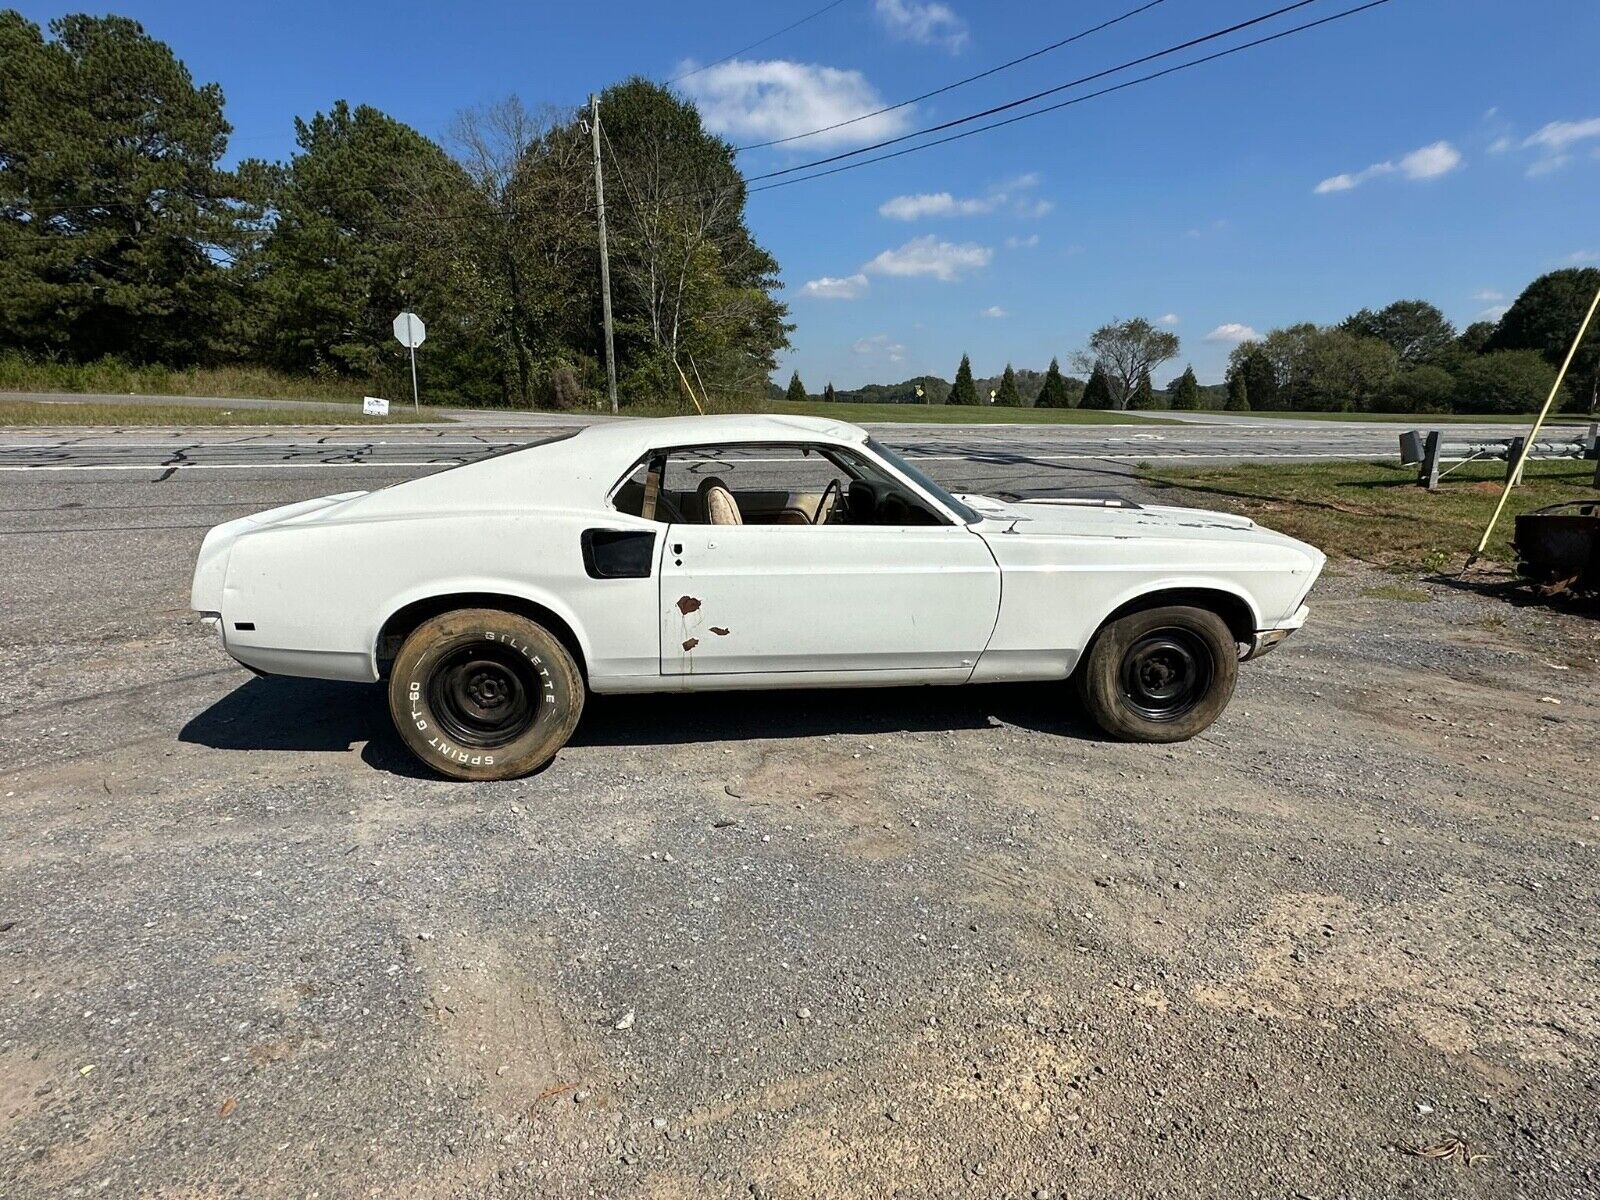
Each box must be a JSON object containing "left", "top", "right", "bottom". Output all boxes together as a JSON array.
[{"left": 865, "top": 437, "right": 980, "bottom": 524}]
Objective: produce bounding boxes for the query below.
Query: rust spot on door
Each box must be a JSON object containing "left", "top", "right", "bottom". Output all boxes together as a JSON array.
[
  {"left": 709, "top": 626, "right": 730, "bottom": 636},
  {"left": 675, "top": 595, "right": 702, "bottom": 615},
  {"left": 682, "top": 637, "right": 700, "bottom": 651}
]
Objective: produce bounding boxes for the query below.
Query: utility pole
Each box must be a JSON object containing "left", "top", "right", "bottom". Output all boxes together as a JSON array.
[{"left": 590, "top": 94, "right": 619, "bottom": 414}]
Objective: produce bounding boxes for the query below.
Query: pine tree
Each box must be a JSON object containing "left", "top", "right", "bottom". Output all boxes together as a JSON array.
[
  {"left": 823, "top": 381, "right": 836, "bottom": 402},
  {"left": 1169, "top": 365, "right": 1202, "bottom": 410},
  {"left": 1035, "top": 357, "right": 1073, "bottom": 408},
  {"left": 948, "top": 354, "right": 980, "bottom": 405},
  {"left": 995, "top": 364, "right": 1022, "bottom": 406},
  {"left": 785, "top": 370, "right": 807, "bottom": 403},
  {"left": 1080, "top": 364, "right": 1114, "bottom": 409},
  {"left": 1225, "top": 371, "right": 1250, "bottom": 411},
  {"left": 1128, "top": 369, "right": 1156, "bottom": 409}
]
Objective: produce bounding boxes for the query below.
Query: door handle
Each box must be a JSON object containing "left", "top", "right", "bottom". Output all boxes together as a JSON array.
[{"left": 671, "top": 542, "right": 683, "bottom": 555}]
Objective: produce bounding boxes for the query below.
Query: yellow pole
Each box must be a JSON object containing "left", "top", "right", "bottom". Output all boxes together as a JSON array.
[
  {"left": 672, "top": 358, "right": 706, "bottom": 415},
  {"left": 1467, "top": 281, "right": 1600, "bottom": 565}
]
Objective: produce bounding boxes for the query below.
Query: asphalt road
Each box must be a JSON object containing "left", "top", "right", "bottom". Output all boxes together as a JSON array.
[
  {"left": 1, "top": 458, "right": 1596, "bottom": 1199},
  {"left": 0, "top": 416, "right": 1582, "bottom": 482}
]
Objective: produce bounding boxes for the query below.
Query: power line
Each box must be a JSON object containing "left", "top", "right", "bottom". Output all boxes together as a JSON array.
[
  {"left": 748, "top": 0, "right": 1396, "bottom": 193},
  {"left": 668, "top": 0, "right": 851, "bottom": 85},
  {"left": 734, "top": 0, "right": 1170, "bottom": 152},
  {"left": 747, "top": 0, "right": 1327, "bottom": 184},
  {"left": 3, "top": 0, "right": 1396, "bottom": 245}
]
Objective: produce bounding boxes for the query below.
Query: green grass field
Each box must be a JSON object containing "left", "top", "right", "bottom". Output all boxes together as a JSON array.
[
  {"left": 0, "top": 399, "right": 436, "bottom": 426},
  {"left": 1230, "top": 409, "right": 1588, "bottom": 424},
  {"left": 1138, "top": 458, "right": 1593, "bottom": 568}
]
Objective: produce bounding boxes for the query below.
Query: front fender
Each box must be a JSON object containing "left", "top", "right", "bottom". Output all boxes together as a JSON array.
[{"left": 1085, "top": 574, "right": 1264, "bottom": 638}]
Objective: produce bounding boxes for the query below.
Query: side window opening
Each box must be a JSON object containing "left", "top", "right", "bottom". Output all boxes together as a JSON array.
[{"left": 610, "top": 443, "right": 947, "bottom": 527}]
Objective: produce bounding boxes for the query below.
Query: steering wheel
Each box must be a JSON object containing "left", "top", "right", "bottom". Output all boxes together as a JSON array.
[{"left": 813, "top": 478, "right": 843, "bottom": 525}]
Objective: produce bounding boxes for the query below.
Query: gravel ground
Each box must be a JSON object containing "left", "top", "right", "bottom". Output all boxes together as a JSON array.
[{"left": 0, "top": 467, "right": 1596, "bottom": 1200}]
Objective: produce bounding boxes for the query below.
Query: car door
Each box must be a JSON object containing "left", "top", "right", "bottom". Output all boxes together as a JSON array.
[{"left": 659, "top": 521, "right": 1000, "bottom": 676}]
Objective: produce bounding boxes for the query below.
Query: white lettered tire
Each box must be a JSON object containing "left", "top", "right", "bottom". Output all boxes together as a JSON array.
[{"left": 387, "top": 608, "right": 584, "bottom": 781}]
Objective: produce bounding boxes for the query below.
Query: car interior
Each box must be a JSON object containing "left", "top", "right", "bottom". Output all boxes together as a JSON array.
[{"left": 611, "top": 443, "right": 946, "bottom": 527}]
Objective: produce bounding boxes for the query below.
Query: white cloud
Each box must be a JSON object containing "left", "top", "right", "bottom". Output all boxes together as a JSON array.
[
  {"left": 851, "top": 334, "right": 906, "bottom": 362},
  {"left": 878, "top": 191, "right": 996, "bottom": 220},
  {"left": 1487, "top": 135, "right": 1513, "bottom": 154},
  {"left": 1314, "top": 169, "right": 1381, "bottom": 194},
  {"left": 996, "top": 171, "right": 1040, "bottom": 191},
  {"left": 1398, "top": 141, "right": 1462, "bottom": 179},
  {"left": 1004, "top": 234, "right": 1039, "bottom": 250},
  {"left": 874, "top": 0, "right": 968, "bottom": 52},
  {"left": 1526, "top": 154, "right": 1571, "bottom": 178},
  {"left": 1205, "top": 323, "right": 1260, "bottom": 344},
  {"left": 1522, "top": 117, "right": 1600, "bottom": 151},
  {"left": 981, "top": 305, "right": 1006, "bottom": 319},
  {"left": 1158, "top": 313, "right": 1179, "bottom": 326},
  {"left": 676, "top": 59, "right": 911, "bottom": 148},
  {"left": 879, "top": 173, "right": 1052, "bottom": 221},
  {"left": 799, "top": 273, "right": 869, "bottom": 300},
  {"left": 1562, "top": 249, "right": 1599, "bottom": 265},
  {"left": 1314, "top": 140, "right": 1461, "bottom": 194},
  {"left": 863, "top": 235, "right": 992, "bottom": 282},
  {"left": 1471, "top": 289, "right": 1504, "bottom": 302},
  {"left": 1476, "top": 305, "right": 1510, "bottom": 322}
]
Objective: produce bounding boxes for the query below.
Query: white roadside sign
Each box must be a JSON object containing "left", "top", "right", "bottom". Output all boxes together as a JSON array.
[
  {"left": 393, "top": 311, "right": 426, "bottom": 349},
  {"left": 362, "top": 396, "right": 390, "bottom": 416},
  {"left": 393, "top": 311, "right": 426, "bottom": 409}
]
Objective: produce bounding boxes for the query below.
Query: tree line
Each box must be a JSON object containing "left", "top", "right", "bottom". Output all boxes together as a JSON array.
[
  {"left": 0, "top": 12, "right": 791, "bottom": 407},
  {"left": 792, "top": 271, "right": 1600, "bottom": 415},
  {"left": 1225, "top": 275, "right": 1599, "bottom": 415}
]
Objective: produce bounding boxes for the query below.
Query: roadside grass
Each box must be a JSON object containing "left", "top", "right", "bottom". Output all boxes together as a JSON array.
[
  {"left": 1138, "top": 458, "right": 1594, "bottom": 568},
  {"left": 0, "top": 400, "right": 437, "bottom": 426},
  {"left": 0, "top": 355, "right": 406, "bottom": 404},
  {"left": 1361, "top": 583, "right": 1432, "bottom": 602},
  {"left": 1227, "top": 409, "right": 1589, "bottom": 425}
]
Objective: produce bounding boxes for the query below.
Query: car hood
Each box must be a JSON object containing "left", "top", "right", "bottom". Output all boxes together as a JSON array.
[{"left": 959, "top": 493, "right": 1313, "bottom": 552}]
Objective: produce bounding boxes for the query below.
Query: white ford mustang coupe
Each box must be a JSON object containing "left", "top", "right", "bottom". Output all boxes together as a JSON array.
[{"left": 192, "top": 414, "right": 1324, "bottom": 780}]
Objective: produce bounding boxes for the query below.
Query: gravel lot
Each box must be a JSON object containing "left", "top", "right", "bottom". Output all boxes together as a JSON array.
[{"left": 1, "top": 464, "right": 1596, "bottom": 1199}]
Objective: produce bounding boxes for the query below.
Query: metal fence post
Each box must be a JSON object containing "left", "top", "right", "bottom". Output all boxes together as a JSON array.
[
  {"left": 1505, "top": 436, "right": 1526, "bottom": 486},
  {"left": 1421, "top": 431, "right": 1441, "bottom": 490}
]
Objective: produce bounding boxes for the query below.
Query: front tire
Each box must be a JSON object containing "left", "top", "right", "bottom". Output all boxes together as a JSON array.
[
  {"left": 388, "top": 609, "right": 584, "bottom": 781},
  {"left": 1076, "top": 605, "right": 1238, "bottom": 743}
]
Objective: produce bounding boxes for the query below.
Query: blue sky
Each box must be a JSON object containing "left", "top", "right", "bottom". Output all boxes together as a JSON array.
[{"left": 18, "top": 0, "right": 1600, "bottom": 387}]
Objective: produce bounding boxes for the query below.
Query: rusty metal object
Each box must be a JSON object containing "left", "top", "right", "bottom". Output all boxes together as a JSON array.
[{"left": 1514, "top": 500, "right": 1600, "bottom": 596}]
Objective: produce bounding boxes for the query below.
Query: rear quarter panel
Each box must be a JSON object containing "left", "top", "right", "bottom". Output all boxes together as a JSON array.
[{"left": 220, "top": 507, "right": 661, "bottom": 681}]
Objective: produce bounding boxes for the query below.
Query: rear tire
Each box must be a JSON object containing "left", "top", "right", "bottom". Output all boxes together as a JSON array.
[
  {"left": 1076, "top": 605, "right": 1238, "bottom": 743},
  {"left": 388, "top": 608, "right": 584, "bottom": 781}
]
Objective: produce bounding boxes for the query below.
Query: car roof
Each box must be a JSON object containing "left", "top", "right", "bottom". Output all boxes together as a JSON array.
[
  {"left": 353, "top": 413, "right": 872, "bottom": 516},
  {"left": 562, "top": 412, "right": 870, "bottom": 457}
]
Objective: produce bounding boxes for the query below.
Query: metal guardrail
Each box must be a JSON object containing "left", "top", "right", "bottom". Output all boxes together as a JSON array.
[{"left": 1399, "top": 424, "right": 1600, "bottom": 490}]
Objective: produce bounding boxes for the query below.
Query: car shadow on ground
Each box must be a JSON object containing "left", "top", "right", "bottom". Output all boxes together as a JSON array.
[{"left": 179, "top": 675, "right": 1104, "bottom": 777}]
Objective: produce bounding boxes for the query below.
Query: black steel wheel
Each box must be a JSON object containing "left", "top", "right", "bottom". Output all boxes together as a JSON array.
[
  {"left": 1117, "top": 627, "right": 1216, "bottom": 722},
  {"left": 427, "top": 643, "right": 539, "bottom": 748}
]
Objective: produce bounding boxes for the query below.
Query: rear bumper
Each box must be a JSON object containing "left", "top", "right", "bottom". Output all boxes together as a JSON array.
[{"left": 1242, "top": 604, "right": 1309, "bottom": 661}]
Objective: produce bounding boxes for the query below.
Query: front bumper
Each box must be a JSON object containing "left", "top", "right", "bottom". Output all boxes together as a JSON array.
[{"left": 1241, "top": 603, "right": 1309, "bottom": 661}]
